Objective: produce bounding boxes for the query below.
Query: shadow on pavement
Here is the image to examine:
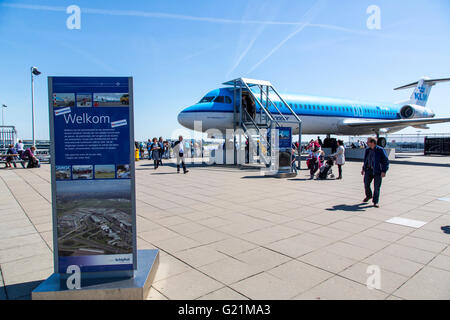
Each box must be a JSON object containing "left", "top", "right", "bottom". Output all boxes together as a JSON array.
[
  {"left": 0, "top": 280, "right": 43, "bottom": 300},
  {"left": 326, "top": 203, "right": 372, "bottom": 212},
  {"left": 441, "top": 226, "right": 450, "bottom": 234}
]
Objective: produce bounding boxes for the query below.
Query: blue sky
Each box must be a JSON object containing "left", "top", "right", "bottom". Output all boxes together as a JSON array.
[{"left": 0, "top": 0, "right": 449, "bottom": 140}]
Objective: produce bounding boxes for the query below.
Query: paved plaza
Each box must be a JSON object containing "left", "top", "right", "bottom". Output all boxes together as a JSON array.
[{"left": 0, "top": 155, "right": 449, "bottom": 300}]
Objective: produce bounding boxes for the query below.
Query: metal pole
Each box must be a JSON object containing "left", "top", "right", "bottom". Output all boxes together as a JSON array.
[{"left": 31, "top": 68, "right": 36, "bottom": 146}]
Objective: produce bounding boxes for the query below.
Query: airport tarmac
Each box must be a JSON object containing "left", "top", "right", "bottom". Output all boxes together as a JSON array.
[{"left": 0, "top": 154, "right": 449, "bottom": 300}]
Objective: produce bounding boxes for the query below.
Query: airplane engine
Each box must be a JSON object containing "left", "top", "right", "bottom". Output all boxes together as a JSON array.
[{"left": 400, "top": 104, "right": 429, "bottom": 119}]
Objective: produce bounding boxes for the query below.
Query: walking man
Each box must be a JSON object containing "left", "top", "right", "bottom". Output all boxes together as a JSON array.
[
  {"left": 173, "top": 135, "right": 189, "bottom": 174},
  {"left": 361, "top": 137, "right": 389, "bottom": 208}
]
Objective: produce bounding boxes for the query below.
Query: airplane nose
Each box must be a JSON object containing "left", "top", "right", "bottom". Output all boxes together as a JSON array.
[
  {"left": 177, "top": 110, "right": 188, "bottom": 127},
  {"left": 178, "top": 108, "right": 194, "bottom": 129}
]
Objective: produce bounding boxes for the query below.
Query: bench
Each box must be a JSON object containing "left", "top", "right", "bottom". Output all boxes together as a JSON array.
[{"left": 0, "top": 154, "right": 26, "bottom": 168}]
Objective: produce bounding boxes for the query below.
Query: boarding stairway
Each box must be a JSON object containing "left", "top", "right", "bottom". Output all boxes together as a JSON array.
[{"left": 223, "top": 78, "right": 302, "bottom": 166}]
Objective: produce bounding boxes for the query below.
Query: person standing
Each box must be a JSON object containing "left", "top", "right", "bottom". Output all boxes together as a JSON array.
[
  {"left": 158, "top": 137, "right": 164, "bottom": 166},
  {"left": 317, "top": 136, "right": 323, "bottom": 147},
  {"left": 15, "top": 140, "right": 24, "bottom": 158},
  {"left": 173, "top": 135, "right": 189, "bottom": 174},
  {"left": 150, "top": 138, "right": 161, "bottom": 170},
  {"left": 147, "top": 139, "right": 152, "bottom": 160},
  {"left": 331, "top": 140, "right": 346, "bottom": 180},
  {"left": 361, "top": 137, "right": 389, "bottom": 208}
]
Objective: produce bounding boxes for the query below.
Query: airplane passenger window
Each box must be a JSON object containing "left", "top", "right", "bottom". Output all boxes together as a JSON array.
[
  {"left": 214, "top": 96, "right": 225, "bottom": 103},
  {"left": 199, "top": 96, "right": 215, "bottom": 103}
]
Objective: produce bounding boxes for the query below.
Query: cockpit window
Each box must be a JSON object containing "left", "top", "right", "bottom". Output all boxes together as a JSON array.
[
  {"left": 199, "top": 96, "right": 215, "bottom": 103},
  {"left": 213, "top": 96, "right": 232, "bottom": 104},
  {"left": 214, "top": 96, "right": 225, "bottom": 103}
]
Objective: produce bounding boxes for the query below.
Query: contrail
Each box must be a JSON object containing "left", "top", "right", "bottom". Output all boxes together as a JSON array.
[
  {"left": 1, "top": 2, "right": 385, "bottom": 33},
  {"left": 226, "top": 1, "right": 275, "bottom": 78},
  {"left": 2, "top": 2, "right": 392, "bottom": 40},
  {"left": 248, "top": 0, "right": 325, "bottom": 74},
  {"left": 59, "top": 41, "right": 117, "bottom": 74}
]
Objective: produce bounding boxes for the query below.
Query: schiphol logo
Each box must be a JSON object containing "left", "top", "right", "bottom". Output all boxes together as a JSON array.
[{"left": 114, "top": 257, "right": 131, "bottom": 263}]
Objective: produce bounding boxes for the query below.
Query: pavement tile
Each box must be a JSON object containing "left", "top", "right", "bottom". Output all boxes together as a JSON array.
[
  {"left": 153, "top": 269, "right": 223, "bottom": 300},
  {"left": 324, "top": 242, "right": 374, "bottom": 261},
  {"left": 230, "top": 272, "right": 304, "bottom": 300},
  {"left": 198, "top": 257, "right": 264, "bottom": 285},
  {"left": 267, "top": 260, "right": 333, "bottom": 293},
  {"left": 235, "top": 247, "right": 291, "bottom": 271},
  {"left": 146, "top": 287, "right": 168, "bottom": 300},
  {"left": 339, "top": 262, "right": 408, "bottom": 294},
  {"left": 397, "top": 236, "right": 447, "bottom": 253},
  {"left": 298, "top": 249, "right": 357, "bottom": 273},
  {"left": 364, "top": 252, "right": 424, "bottom": 277},
  {"left": 394, "top": 266, "right": 450, "bottom": 300},
  {"left": 197, "top": 287, "right": 249, "bottom": 300},
  {"left": 176, "top": 246, "right": 228, "bottom": 268},
  {"left": 293, "top": 276, "right": 388, "bottom": 300},
  {"left": 239, "top": 225, "right": 300, "bottom": 245},
  {"left": 380, "top": 243, "right": 436, "bottom": 264},
  {"left": 265, "top": 237, "right": 316, "bottom": 259},
  {"left": 207, "top": 238, "right": 258, "bottom": 256},
  {"left": 428, "top": 254, "right": 450, "bottom": 272}
]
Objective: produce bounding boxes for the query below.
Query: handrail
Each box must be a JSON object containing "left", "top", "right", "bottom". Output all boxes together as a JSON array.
[
  {"left": 241, "top": 81, "right": 280, "bottom": 127},
  {"left": 256, "top": 84, "right": 288, "bottom": 121},
  {"left": 270, "top": 86, "right": 302, "bottom": 123}
]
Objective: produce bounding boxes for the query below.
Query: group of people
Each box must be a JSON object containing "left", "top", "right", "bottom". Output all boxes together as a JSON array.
[
  {"left": 141, "top": 136, "right": 189, "bottom": 174},
  {"left": 305, "top": 138, "right": 345, "bottom": 181},
  {"left": 4, "top": 140, "right": 40, "bottom": 169},
  {"left": 146, "top": 137, "right": 167, "bottom": 170}
]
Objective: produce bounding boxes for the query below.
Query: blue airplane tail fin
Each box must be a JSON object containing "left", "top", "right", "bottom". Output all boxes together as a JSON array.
[{"left": 394, "top": 77, "right": 450, "bottom": 107}]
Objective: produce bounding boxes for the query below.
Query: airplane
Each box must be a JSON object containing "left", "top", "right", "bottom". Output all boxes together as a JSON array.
[{"left": 177, "top": 77, "right": 450, "bottom": 147}]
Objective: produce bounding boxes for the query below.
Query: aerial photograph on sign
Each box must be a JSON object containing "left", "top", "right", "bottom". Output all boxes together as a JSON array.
[{"left": 56, "top": 179, "right": 133, "bottom": 256}]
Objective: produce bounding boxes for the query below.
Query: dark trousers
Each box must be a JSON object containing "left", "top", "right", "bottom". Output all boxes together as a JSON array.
[
  {"left": 364, "top": 170, "right": 382, "bottom": 204},
  {"left": 338, "top": 165, "right": 342, "bottom": 178},
  {"left": 310, "top": 161, "right": 319, "bottom": 177}
]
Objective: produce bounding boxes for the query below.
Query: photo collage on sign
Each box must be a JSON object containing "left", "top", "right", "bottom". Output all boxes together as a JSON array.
[
  {"left": 55, "top": 164, "right": 131, "bottom": 181},
  {"left": 53, "top": 92, "right": 129, "bottom": 108}
]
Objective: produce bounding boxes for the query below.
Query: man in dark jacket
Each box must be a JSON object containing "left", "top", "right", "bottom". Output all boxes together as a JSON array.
[{"left": 361, "top": 137, "right": 389, "bottom": 208}]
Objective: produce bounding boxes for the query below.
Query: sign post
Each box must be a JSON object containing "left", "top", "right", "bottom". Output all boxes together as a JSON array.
[
  {"left": 33, "top": 77, "right": 158, "bottom": 300},
  {"left": 272, "top": 127, "right": 296, "bottom": 178}
]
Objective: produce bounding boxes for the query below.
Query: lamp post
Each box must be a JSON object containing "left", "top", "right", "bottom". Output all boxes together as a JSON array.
[
  {"left": 31, "top": 66, "right": 41, "bottom": 146},
  {"left": 1, "top": 104, "right": 6, "bottom": 127},
  {"left": 1, "top": 104, "right": 6, "bottom": 148}
]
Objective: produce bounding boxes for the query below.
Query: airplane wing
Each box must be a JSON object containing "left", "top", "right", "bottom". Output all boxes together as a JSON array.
[{"left": 340, "top": 117, "right": 450, "bottom": 130}]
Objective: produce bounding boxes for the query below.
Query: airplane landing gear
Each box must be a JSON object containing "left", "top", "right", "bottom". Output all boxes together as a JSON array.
[
  {"left": 377, "top": 137, "right": 387, "bottom": 148},
  {"left": 375, "top": 132, "right": 387, "bottom": 148}
]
